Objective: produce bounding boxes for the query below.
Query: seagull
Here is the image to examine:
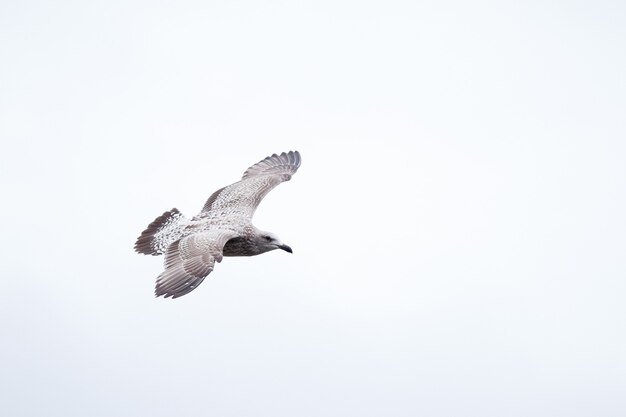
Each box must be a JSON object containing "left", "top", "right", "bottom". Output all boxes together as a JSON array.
[{"left": 135, "top": 151, "right": 301, "bottom": 298}]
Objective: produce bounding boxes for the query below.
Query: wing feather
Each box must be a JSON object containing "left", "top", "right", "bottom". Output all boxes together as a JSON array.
[
  {"left": 198, "top": 151, "right": 301, "bottom": 221},
  {"left": 242, "top": 150, "right": 301, "bottom": 179},
  {"left": 155, "top": 229, "right": 237, "bottom": 298}
]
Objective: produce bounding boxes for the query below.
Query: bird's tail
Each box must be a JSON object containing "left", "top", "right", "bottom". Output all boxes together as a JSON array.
[{"left": 134, "top": 208, "right": 189, "bottom": 256}]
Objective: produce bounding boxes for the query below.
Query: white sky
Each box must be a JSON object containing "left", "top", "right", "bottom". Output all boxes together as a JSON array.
[{"left": 1, "top": 1, "right": 625, "bottom": 416}]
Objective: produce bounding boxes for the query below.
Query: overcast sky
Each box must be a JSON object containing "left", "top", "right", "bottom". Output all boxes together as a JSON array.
[{"left": 1, "top": 1, "right": 625, "bottom": 416}]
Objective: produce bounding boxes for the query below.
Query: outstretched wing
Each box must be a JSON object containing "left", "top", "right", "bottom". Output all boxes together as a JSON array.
[
  {"left": 198, "top": 150, "right": 301, "bottom": 221},
  {"left": 155, "top": 229, "right": 237, "bottom": 298}
]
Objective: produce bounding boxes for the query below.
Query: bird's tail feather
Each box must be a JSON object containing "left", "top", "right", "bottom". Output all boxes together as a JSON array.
[{"left": 134, "top": 208, "right": 189, "bottom": 255}]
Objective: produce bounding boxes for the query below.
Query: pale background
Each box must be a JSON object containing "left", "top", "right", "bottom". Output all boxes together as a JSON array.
[{"left": 1, "top": 1, "right": 625, "bottom": 416}]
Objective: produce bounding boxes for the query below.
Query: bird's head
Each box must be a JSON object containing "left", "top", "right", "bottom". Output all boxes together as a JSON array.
[{"left": 255, "top": 231, "right": 292, "bottom": 254}]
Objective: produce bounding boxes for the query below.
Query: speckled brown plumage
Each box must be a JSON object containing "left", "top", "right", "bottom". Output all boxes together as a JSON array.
[{"left": 135, "top": 151, "right": 301, "bottom": 299}]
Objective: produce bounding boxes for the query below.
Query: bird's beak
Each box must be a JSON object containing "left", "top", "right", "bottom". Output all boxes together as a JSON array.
[{"left": 278, "top": 244, "right": 293, "bottom": 253}]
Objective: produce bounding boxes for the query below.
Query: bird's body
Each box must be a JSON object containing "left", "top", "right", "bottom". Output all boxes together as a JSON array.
[{"left": 135, "top": 151, "right": 301, "bottom": 298}]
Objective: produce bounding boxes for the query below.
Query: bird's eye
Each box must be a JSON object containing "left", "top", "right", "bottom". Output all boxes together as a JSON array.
[{"left": 264, "top": 236, "right": 272, "bottom": 241}]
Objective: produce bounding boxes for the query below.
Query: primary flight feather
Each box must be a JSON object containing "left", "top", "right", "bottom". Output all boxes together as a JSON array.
[{"left": 135, "top": 150, "right": 301, "bottom": 298}]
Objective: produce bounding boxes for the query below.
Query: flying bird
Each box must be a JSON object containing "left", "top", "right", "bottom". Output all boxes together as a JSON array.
[{"left": 135, "top": 151, "right": 301, "bottom": 298}]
